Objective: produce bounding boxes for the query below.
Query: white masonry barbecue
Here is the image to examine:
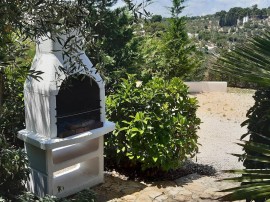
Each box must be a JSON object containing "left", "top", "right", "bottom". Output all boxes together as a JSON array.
[{"left": 18, "top": 31, "right": 115, "bottom": 198}]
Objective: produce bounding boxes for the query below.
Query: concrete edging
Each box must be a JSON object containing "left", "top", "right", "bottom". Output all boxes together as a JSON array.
[{"left": 184, "top": 81, "right": 227, "bottom": 93}]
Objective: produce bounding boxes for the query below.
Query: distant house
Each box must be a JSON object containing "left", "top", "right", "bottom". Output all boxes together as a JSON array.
[
  {"left": 243, "top": 16, "right": 249, "bottom": 24},
  {"left": 187, "top": 33, "right": 198, "bottom": 39}
]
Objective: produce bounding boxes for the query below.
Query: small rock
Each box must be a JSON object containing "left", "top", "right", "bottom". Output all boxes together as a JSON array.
[
  {"left": 121, "top": 195, "right": 136, "bottom": 202},
  {"left": 200, "top": 192, "right": 212, "bottom": 199},
  {"left": 163, "top": 199, "right": 179, "bottom": 202},
  {"left": 177, "top": 189, "right": 192, "bottom": 196},
  {"left": 192, "top": 194, "right": 200, "bottom": 199},
  {"left": 204, "top": 187, "right": 218, "bottom": 195},
  {"left": 154, "top": 195, "right": 168, "bottom": 202},
  {"left": 146, "top": 190, "right": 164, "bottom": 199},
  {"left": 174, "top": 194, "right": 191, "bottom": 201},
  {"left": 185, "top": 182, "right": 205, "bottom": 192},
  {"left": 165, "top": 187, "right": 182, "bottom": 196},
  {"left": 135, "top": 195, "right": 152, "bottom": 202}
]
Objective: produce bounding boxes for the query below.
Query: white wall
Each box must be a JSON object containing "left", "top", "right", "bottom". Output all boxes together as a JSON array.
[{"left": 185, "top": 82, "right": 227, "bottom": 93}]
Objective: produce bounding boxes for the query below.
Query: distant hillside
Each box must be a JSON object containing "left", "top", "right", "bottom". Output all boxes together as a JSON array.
[
  {"left": 183, "top": 5, "right": 270, "bottom": 87},
  {"left": 186, "top": 5, "right": 270, "bottom": 54},
  {"left": 188, "top": 5, "right": 270, "bottom": 27}
]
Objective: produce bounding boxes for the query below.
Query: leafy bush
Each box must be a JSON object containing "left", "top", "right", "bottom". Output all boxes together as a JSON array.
[
  {"left": 106, "top": 75, "right": 201, "bottom": 171},
  {"left": 0, "top": 66, "right": 26, "bottom": 146},
  {"left": 17, "top": 189, "right": 96, "bottom": 202},
  {"left": 137, "top": 0, "right": 202, "bottom": 81},
  {"left": 0, "top": 59, "right": 32, "bottom": 201},
  {"left": 220, "top": 134, "right": 270, "bottom": 201},
  {"left": 215, "top": 31, "right": 270, "bottom": 201},
  {"left": 241, "top": 89, "right": 270, "bottom": 169},
  {"left": 0, "top": 140, "right": 29, "bottom": 200},
  {"left": 0, "top": 36, "right": 34, "bottom": 146},
  {"left": 85, "top": 6, "right": 138, "bottom": 89}
]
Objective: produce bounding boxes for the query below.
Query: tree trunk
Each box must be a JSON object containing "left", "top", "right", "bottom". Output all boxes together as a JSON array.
[{"left": 0, "top": 69, "right": 4, "bottom": 106}]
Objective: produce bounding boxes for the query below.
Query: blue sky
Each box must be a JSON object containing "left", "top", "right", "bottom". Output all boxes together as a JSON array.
[{"left": 113, "top": 0, "right": 270, "bottom": 17}]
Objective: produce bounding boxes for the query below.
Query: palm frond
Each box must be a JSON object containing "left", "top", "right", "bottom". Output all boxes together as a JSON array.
[
  {"left": 220, "top": 138, "right": 270, "bottom": 201},
  {"left": 213, "top": 31, "right": 270, "bottom": 87},
  {"left": 224, "top": 169, "right": 270, "bottom": 175},
  {"left": 237, "top": 141, "right": 270, "bottom": 157}
]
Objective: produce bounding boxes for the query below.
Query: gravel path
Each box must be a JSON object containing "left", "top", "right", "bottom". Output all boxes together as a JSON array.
[
  {"left": 194, "top": 90, "right": 254, "bottom": 171},
  {"left": 196, "top": 116, "right": 247, "bottom": 171}
]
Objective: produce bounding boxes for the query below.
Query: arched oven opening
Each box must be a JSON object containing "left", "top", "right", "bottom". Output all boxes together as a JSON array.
[{"left": 56, "top": 74, "right": 103, "bottom": 138}]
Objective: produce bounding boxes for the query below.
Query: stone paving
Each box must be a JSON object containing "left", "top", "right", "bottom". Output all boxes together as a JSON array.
[{"left": 92, "top": 173, "right": 239, "bottom": 201}]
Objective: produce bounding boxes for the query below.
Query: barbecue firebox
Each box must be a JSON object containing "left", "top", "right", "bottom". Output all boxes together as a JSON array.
[
  {"left": 56, "top": 74, "right": 103, "bottom": 138},
  {"left": 18, "top": 31, "right": 115, "bottom": 198}
]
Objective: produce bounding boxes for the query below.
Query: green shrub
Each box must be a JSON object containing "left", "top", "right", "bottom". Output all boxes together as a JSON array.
[
  {"left": 136, "top": 0, "right": 202, "bottom": 81},
  {"left": 0, "top": 140, "right": 29, "bottom": 200},
  {"left": 106, "top": 75, "right": 201, "bottom": 171},
  {"left": 220, "top": 134, "right": 270, "bottom": 201},
  {"left": 220, "top": 90, "right": 270, "bottom": 201},
  {"left": 0, "top": 64, "right": 31, "bottom": 200},
  {"left": 241, "top": 89, "right": 270, "bottom": 169},
  {"left": 0, "top": 67, "right": 26, "bottom": 146},
  {"left": 17, "top": 189, "right": 96, "bottom": 202}
]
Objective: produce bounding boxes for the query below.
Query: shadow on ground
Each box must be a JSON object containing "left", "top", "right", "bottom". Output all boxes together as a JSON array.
[
  {"left": 91, "top": 160, "right": 217, "bottom": 201},
  {"left": 92, "top": 174, "right": 146, "bottom": 202}
]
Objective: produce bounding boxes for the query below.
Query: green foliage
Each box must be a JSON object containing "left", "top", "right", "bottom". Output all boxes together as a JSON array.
[
  {"left": 144, "top": 21, "right": 167, "bottom": 35},
  {"left": 0, "top": 41, "right": 33, "bottom": 201},
  {"left": 151, "top": 15, "right": 162, "bottom": 23},
  {"left": 198, "top": 30, "right": 211, "bottom": 41},
  {"left": 138, "top": 0, "right": 202, "bottom": 81},
  {"left": 217, "top": 6, "right": 268, "bottom": 27},
  {"left": 85, "top": 7, "right": 138, "bottom": 87},
  {"left": 214, "top": 31, "right": 270, "bottom": 87},
  {"left": 0, "top": 66, "right": 31, "bottom": 201},
  {"left": 0, "top": 1, "right": 151, "bottom": 81},
  {"left": 17, "top": 189, "right": 96, "bottom": 202},
  {"left": 222, "top": 90, "right": 270, "bottom": 202},
  {"left": 137, "top": 36, "right": 164, "bottom": 80},
  {"left": 214, "top": 22, "right": 270, "bottom": 202},
  {"left": 0, "top": 66, "right": 28, "bottom": 146},
  {"left": 241, "top": 90, "right": 270, "bottom": 170},
  {"left": 106, "top": 75, "right": 201, "bottom": 171},
  {"left": 0, "top": 140, "right": 29, "bottom": 200},
  {"left": 72, "top": 189, "right": 96, "bottom": 202},
  {"left": 163, "top": 6, "right": 202, "bottom": 79},
  {"left": 219, "top": 135, "right": 270, "bottom": 201}
]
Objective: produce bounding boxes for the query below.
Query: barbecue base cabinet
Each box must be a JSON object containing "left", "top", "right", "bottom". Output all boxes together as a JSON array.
[{"left": 18, "top": 121, "right": 114, "bottom": 198}]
